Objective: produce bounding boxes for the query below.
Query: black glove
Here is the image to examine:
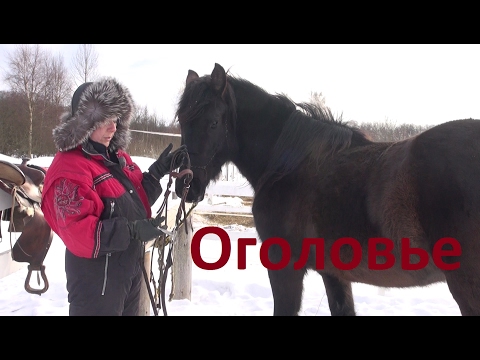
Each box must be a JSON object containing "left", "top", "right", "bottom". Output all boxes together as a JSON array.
[
  {"left": 127, "top": 213, "right": 165, "bottom": 242},
  {"left": 148, "top": 143, "right": 188, "bottom": 180}
]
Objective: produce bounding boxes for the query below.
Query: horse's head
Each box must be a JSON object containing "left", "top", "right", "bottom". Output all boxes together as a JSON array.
[{"left": 175, "top": 63, "right": 234, "bottom": 203}]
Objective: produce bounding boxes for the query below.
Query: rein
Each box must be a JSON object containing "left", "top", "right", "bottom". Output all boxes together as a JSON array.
[{"left": 142, "top": 148, "right": 194, "bottom": 316}]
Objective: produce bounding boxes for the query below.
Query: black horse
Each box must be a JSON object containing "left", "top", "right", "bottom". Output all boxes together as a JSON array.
[{"left": 174, "top": 63, "right": 480, "bottom": 316}]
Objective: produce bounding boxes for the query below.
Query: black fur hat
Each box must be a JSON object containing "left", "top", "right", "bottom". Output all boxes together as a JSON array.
[{"left": 53, "top": 77, "right": 135, "bottom": 152}]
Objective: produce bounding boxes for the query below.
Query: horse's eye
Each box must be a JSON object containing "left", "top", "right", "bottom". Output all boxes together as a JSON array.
[{"left": 210, "top": 120, "right": 218, "bottom": 129}]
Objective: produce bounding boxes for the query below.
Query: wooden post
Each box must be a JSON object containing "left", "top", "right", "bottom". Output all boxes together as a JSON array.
[
  {"left": 138, "top": 198, "right": 193, "bottom": 315},
  {"left": 138, "top": 247, "right": 153, "bottom": 316},
  {"left": 171, "top": 215, "right": 192, "bottom": 300}
]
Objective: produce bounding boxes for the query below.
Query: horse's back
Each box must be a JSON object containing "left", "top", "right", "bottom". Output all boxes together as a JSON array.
[
  {"left": 411, "top": 119, "right": 480, "bottom": 242},
  {"left": 367, "top": 118, "right": 480, "bottom": 252},
  {"left": 412, "top": 119, "right": 480, "bottom": 169}
]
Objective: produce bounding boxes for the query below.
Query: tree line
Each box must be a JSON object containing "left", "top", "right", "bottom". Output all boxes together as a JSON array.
[
  {"left": 356, "top": 119, "right": 433, "bottom": 142},
  {"left": 0, "top": 45, "right": 433, "bottom": 160},
  {"left": 309, "top": 91, "right": 434, "bottom": 142}
]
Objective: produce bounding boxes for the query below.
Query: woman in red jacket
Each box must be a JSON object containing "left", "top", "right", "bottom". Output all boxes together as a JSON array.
[{"left": 41, "top": 77, "right": 185, "bottom": 316}]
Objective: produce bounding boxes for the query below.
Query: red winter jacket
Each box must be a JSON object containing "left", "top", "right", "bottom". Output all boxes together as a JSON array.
[{"left": 41, "top": 144, "right": 162, "bottom": 259}]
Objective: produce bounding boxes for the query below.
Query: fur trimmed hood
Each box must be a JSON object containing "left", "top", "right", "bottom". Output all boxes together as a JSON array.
[{"left": 53, "top": 77, "right": 135, "bottom": 152}]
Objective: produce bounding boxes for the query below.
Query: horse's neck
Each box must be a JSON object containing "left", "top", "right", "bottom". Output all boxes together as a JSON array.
[{"left": 230, "top": 94, "right": 292, "bottom": 190}]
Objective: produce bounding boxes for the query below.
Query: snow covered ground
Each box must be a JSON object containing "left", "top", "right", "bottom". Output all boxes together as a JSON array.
[{"left": 0, "top": 155, "right": 461, "bottom": 315}]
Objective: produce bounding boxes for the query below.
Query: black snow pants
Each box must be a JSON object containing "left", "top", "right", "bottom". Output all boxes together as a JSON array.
[{"left": 65, "top": 240, "right": 144, "bottom": 316}]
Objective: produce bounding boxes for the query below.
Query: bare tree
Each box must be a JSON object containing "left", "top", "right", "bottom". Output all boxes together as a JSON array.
[
  {"left": 72, "top": 44, "right": 99, "bottom": 86},
  {"left": 310, "top": 91, "right": 326, "bottom": 107},
  {"left": 3, "top": 44, "right": 47, "bottom": 158},
  {"left": 359, "top": 118, "right": 433, "bottom": 142},
  {"left": 43, "top": 52, "right": 72, "bottom": 107}
]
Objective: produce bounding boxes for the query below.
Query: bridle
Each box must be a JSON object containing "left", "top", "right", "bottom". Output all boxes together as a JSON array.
[
  {"left": 188, "top": 114, "right": 231, "bottom": 179},
  {"left": 141, "top": 148, "right": 194, "bottom": 316},
  {"left": 189, "top": 150, "right": 217, "bottom": 179},
  {"left": 143, "top": 113, "right": 231, "bottom": 315}
]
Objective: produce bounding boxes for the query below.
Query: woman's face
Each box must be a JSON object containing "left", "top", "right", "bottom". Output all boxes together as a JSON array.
[{"left": 90, "top": 118, "right": 117, "bottom": 147}]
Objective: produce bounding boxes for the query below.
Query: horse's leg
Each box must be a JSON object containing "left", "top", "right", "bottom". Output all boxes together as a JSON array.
[
  {"left": 268, "top": 266, "right": 307, "bottom": 316},
  {"left": 434, "top": 222, "right": 480, "bottom": 315},
  {"left": 443, "top": 258, "right": 480, "bottom": 316},
  {"left": 321, "top": 273, "right": 356, "bottom": 316}
]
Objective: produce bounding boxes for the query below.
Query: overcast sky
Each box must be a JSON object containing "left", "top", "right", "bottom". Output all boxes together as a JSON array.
[{"left": 1, "top": 44, "right": 480, "bottom": 127}]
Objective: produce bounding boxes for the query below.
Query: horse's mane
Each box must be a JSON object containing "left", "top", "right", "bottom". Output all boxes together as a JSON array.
[{"left": 257, "top": 94, "right": 370, "bottom": 191}]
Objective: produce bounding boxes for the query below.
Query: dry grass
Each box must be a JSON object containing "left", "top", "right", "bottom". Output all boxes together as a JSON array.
[
  {"left": 194, "top": 213, "right": 255, "bottom": 227},
  {"left": 193, "top": 196, "right": 255, "bottom": 227}
]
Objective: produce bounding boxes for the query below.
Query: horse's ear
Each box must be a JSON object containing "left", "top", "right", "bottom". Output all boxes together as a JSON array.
[
  {"left": 211, "top": 63, "right": 227, "bottom": 96},
  {"left": 186, "top": 70, "right": 199, "bottom": 85}
]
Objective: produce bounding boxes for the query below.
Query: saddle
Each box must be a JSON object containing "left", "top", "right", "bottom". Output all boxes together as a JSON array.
[{"left": 0, "top": 157, "right": 53, "bottom": 295}]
